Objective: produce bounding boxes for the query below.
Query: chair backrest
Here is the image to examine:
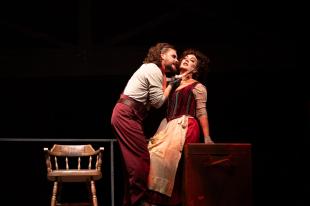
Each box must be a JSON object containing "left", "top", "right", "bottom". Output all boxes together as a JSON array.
[{"left": 44, "top": 144, "right": 104, "bottom": 182}]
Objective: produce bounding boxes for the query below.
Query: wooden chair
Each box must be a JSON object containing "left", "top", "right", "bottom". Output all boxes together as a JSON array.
[{"left": 44, "top": 144, "right": 104, "bottom": 206}]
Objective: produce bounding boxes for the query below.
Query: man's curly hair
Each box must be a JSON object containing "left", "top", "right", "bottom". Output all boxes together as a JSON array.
[{"left": 143, "top": 43, "right": 175, "bottom": 67}]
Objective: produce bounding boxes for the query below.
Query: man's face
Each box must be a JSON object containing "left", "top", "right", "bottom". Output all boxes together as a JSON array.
[{"left": 161, "top": 49, "right": 179, "bottom": 73}]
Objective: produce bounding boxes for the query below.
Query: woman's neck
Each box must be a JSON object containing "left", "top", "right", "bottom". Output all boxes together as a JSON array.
[{"left": 181, "top": 73, "right": 192, "bottom": 81}]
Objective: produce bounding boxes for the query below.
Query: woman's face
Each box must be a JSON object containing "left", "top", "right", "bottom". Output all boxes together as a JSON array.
[{"left": 180, "top": 54, "right": 198, "bottom": 72}]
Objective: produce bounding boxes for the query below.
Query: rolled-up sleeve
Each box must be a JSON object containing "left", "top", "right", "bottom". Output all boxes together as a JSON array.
[{"left": 193, "top": 83, "right": 208, "bottom": 118}]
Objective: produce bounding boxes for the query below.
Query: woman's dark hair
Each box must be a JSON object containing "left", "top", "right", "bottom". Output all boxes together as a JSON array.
[
  {"left": 180, "top": 48, "right": 210, "bottom": 80},
  {"left": 143, "top": 43, "right": 175, "bottom": 67}
]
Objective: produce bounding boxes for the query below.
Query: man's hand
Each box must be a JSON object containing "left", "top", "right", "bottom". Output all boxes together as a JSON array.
[{"left": 168, "top": 76, "right": 181, "bottom": 89}]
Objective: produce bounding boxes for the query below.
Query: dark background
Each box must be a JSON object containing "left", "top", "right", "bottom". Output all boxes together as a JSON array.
[{"left": 0, "top": 0, "right": 305, "bottom": 206}]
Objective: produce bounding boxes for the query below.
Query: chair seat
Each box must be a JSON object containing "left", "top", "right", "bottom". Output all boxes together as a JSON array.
[{"left": 48, "top": 169, "right": 102, "bottom": 182}]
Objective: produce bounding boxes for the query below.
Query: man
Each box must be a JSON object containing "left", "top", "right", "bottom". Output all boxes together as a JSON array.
[{"left": 111, "top": 42, "right": 179, "bottom": 206}]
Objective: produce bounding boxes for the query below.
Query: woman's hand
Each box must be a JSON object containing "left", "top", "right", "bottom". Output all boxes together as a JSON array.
[{"left": 204, "top": 136, "right": 214, "bottom": 144}]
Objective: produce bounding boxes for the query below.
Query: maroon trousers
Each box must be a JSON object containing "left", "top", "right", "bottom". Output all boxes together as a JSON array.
[{"left": 111, "top": 102, "right": 150, "bottom": 206}]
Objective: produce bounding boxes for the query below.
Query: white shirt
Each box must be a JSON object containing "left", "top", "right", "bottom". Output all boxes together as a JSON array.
[{"left": 123, "top": 63, "right": 165, "bottom": 109}]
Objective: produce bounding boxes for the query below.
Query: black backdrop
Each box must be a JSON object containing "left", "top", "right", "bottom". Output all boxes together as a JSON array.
[{"left": 0, "top": 0, "right": 305, "bottom": 205}]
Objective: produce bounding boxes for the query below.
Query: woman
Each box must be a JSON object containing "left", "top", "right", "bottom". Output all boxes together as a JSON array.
[
  {"left": 111, "top": 42, "right": 179, "bottom": 206},
  {"left": 146, "top": 48, "right": 214, "bottom": 206}
]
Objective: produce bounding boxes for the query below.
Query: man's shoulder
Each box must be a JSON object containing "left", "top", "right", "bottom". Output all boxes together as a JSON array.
[
  {"left": 139, "top": 63, "right": 161, "bottom": 74},
  {"left": 140, "top": 63, "right": 159, "bottom": 69}
]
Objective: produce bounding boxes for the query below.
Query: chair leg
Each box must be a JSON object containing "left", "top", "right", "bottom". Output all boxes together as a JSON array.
[
  {"left": 90, "top": 180, "right": 98, "bottom": 206},
  {"left": 51, "top": 181, "right": 58, "bottom": 206}
]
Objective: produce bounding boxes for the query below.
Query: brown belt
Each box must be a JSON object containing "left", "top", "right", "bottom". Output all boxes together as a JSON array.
[{"left": 117, "top": 96, "right": 146, "bottom": 114}]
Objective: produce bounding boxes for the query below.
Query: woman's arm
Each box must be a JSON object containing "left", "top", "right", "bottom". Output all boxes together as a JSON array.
[
  {"left": 198, "top": 114, "right": 214, "bottom": 144},
  {"left": 194, "top": 83, "right": 214, "bottom": 144}
]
